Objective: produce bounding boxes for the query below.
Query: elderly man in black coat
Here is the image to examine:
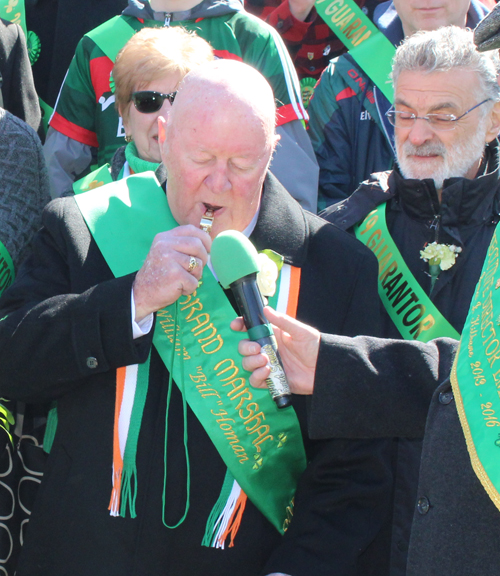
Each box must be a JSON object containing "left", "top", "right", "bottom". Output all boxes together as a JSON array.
[{"left": 0, "top": 60, "right": 385, "bottom": 576}]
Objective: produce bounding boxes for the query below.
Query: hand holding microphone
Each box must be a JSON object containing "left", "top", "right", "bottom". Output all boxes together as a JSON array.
[{"left": 211, "top": 231, "right": 292, "bottom": 409}]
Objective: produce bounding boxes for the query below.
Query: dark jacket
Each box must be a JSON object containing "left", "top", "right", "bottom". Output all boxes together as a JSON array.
[
  {"left": 0, "top": 107, "right": 50, "bottom": 270},
  {"left": 0, "top": 172, "right": 385, "bottom": 576},
  {"left": 320, "top": 145, "right": 500, "bottom": 575},
  {"left": 323, "top": 145, "right": 500, "bottom": 336},
  {"left": 26, "top": 0, "right": 128, "bottom": 110},
  {"left": 307, "top": 0, "right": 489, "bottom": 209},
  {"left": 0, "top": 17, "right": 40, "bottom": 132},
  {"left": 309, "top": 334, "right": 500, "bottom": 576}
]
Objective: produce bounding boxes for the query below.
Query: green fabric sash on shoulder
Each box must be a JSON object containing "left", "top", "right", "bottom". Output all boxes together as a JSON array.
[
  {"left": 0, "top": 240, "right": 15, "bottom": 296},
  {"left": 314, "top": 0, "right": 395, "bottom": 103},
  {"left": 74, "top": 171, "right": 306, "bottom": 533},
  {"left": 0, "top": 0, "right": 27, "bottom": 38},
  {"left": 86, "top": 15, "right": 137, "bottom": 63},
  {"left": 355, "top": 203, "right": 460, "bottom": 342},
  {"left": 451, "top": 224, "right": 500, "bottom": 511}
]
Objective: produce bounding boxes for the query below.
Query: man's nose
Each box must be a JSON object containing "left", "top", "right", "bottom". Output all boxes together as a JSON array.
[
  {"left": 205, "top": 164, "right": 231, "bottom": 194},
  {"left": 407, "top": 117, "right": 435, "bottom": 147}
]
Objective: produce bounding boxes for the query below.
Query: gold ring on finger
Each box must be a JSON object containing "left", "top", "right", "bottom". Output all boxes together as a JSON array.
[{"left": 187, "top": 256, "right": 198, "bottom": 273}]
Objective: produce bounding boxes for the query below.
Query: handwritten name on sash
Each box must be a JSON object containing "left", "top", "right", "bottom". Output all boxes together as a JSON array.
[{"left": 164, "top": 288, "right": 276, "bottom": 467}]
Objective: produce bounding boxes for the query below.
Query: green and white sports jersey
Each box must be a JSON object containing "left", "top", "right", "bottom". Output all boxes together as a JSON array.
[{"left": 50, "top": 13, "right": 306, "bottom": 167}]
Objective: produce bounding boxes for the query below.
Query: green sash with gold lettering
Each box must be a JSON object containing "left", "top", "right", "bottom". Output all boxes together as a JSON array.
[
  {"left": 451, "top": 225, "right": 500, "bottom": 510},
  {"left": 314, "top": 0, "right": 395, "bottom": 103},
  {"left": 74, "top": 171, "right": 307, "bottom": 533},
  {"left": 355, "top": 203, "right": 460, "bottom": 342},
  {"left": 0, "top": 0, "right": 27, "bottom": 37}
]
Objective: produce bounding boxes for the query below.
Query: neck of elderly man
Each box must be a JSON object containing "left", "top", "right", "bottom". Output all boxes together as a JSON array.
[{"left": 393, "top": 67, "right": 500, "bottom": 203}]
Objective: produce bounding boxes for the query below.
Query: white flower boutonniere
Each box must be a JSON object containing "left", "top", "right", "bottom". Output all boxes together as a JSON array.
[
  {"left": 420, "top": 242, "right": 462, "bottom": 291},
  {"left": 256, "top": 253, "right": 279, "bottom": 298},
  {"left": 420, "top": 242, "right": 462, "bottom": 271}
]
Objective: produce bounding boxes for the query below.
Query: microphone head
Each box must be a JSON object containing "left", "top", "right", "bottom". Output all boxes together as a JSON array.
[{"left": 211, "top": 230, "right": 260, "bottom": 288}]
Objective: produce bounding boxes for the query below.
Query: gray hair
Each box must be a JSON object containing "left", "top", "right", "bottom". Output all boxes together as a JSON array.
[{"left": 391, "top": 26, "right": 500, "bottom": 104}]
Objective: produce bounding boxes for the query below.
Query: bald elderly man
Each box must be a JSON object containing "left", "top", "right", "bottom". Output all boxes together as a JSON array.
[{"left": 0, "top": 61, "right": 381, "bottom": 576}]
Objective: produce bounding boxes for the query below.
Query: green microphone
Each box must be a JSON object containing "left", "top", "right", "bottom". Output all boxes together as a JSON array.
[{"left": 211, "top": 231, "right": 292, "bottom": 409}]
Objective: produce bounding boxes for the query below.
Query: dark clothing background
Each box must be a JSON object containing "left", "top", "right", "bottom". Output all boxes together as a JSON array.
[
  {"left": 0, "top": 18, "right": 40, "bottom": 131},
  {"left": 26, "top": 0, "right": 127, "bottom": 109},
  {"left": 310, "top": 334, "right": 500, "bottom": 576},
  {"left": 320, "top": 146, "right": 500, "bottom": 575}
]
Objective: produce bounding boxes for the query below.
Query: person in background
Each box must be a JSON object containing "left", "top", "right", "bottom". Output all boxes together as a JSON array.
[
  {"left": 73, "top": 26, "right": 213, "bottom": 191},
  {"left": 0, "top": 106, "right": 50, "bottom": 576},
  {"left": 0, "top": 17, "right": 40, "bottom": 132},
  {"left": 321, "top": 25, "right": 500, "bottom": 576},
  {"left": 308, "top": 0, "right": 490, "bottom": 209},
  {"left": 26, "top": 0, "right": 128, "bottom": 118},
  {"left": 233, "top": 302, "right": 500, "bottom": 575},
  {"left": 245, "top": 0, "right": 385, "bottom": 86},
  {"left": 43, "top": 0, "right": 318, "bottom": 212}
]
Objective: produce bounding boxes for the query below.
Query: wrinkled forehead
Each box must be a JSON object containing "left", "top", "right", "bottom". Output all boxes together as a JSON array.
[{"left": 394, "top": 68, "right": 481, "bottom": 111}]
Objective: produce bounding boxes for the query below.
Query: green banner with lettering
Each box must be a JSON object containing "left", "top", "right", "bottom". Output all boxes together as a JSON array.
[
  {"left": 355, "top": 204, "right": 460, "bottom": 342},
  {"left": 314, "top": 0, "right": 395, "bottom": 103},
  {"left": 0, "top": 0, "right": 26, "bottom": 37},
  {"left": 451, "top": 226, "right": 500, "bottom": 511},
  {"left": 74, "top": 171, "right": 307, "bottom": 533}
]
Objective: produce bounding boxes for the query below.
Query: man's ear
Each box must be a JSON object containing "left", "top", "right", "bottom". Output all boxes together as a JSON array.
[{"left": 485, "top": 100, "right": 500, "bottom": 143}]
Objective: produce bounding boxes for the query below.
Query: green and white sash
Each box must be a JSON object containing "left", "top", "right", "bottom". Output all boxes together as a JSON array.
[
  {"left": 86, "top": 15, "right": 136, "bottom": 64},
  {"left": 74, "top": 171, "right": 307, "bottom": 533},
  {"left": 355, "top": 204, "right": 460, "bottom": 342},
  {"left": 452, "top": 225, "right": 500, "bottom": 510}
]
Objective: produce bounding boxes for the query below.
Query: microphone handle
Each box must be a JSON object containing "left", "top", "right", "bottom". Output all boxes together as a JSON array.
[{"left": 231, "top": 275, "right": 292, "bottom": 409}]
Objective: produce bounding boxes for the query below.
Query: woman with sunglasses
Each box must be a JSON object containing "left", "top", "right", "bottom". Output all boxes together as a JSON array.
[{"left": 75, "top": 26, "right": 213, "bottom": 188}]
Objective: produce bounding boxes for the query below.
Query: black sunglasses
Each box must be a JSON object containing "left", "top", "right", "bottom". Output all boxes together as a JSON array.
[{"left": 130, "top": 90, "right": 177, "bottom": 114}]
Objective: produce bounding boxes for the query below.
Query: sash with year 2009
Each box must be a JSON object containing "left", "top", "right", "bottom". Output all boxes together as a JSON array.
[
  {"left": 451, "top": 225, "right": 500, "bottom": 511},
  {"left": 314, "top": 0, "right": 395, "bottom": 103},
  {"left": 74, "top": 171, "right": 307, "bottom": 533},
  {"left": 355, "top": 203, "right": 460, "bottom": 342}
]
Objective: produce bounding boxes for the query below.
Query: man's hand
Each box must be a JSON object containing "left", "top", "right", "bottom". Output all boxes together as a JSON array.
[
  {"left": 289, "top": 0, "right": 316, "bottom": 22},
  {"left": 231, "top": 307, "right": 320, "bottom": 395},
  {"left": 133, "top": 225, "right": 211, "bottom": 322}
]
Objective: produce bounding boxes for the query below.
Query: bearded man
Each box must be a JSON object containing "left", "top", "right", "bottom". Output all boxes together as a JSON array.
[
  {"left": 308, "top": 0, "right": 491, "bottom": 208},
  {"left": 0, "top": 60, "right": 382, "bottom": 576},
  {"left": 322, "top": 25, "right": 500, "bottom": 576}
]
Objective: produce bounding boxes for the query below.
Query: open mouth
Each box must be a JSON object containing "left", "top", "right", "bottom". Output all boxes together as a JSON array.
[{"left": 203, "top": 202, "right": 223, "bottom": 213}]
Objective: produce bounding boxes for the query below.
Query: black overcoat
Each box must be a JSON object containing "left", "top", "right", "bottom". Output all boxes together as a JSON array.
[
  {"left": 310, "top": 334, "right": 500, "bottom": 576},
  {"left": 0, "top": 173, "right": 384, "bottom": 576}
]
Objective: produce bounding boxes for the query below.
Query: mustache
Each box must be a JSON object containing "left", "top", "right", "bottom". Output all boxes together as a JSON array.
[{"left": 402, "top": 140, "right": 447, "bottom": 158}]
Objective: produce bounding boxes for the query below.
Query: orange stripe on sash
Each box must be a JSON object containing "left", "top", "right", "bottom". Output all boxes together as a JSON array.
[
  {"left": 217, "top": 491, "right": 248, "bottom": 548},
  {"left": 286, "top": 266, "right": 301, "bottom": 319},
  {"left": 109, "top": 366, "right": 127, "bottom": 514}
]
